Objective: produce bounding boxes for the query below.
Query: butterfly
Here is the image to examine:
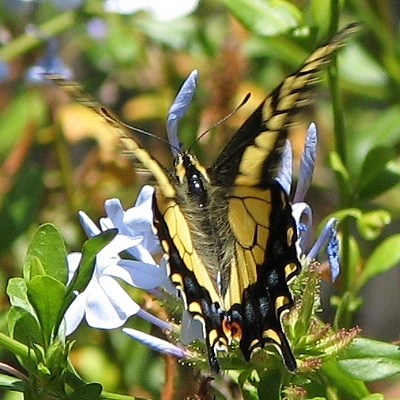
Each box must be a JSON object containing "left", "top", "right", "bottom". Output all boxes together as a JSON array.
[{"left": 47, "top": 23, "right": 357, "bottom": 373}]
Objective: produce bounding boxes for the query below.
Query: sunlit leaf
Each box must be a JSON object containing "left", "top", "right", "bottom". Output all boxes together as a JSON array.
[
  {"left": 358, "top": 234, "right": 400, "bottom": 289},
  {"left": 23, "top": 223, "right": 68, "bottom": 284},
  {"left": 26, "top": 275, "right": 66, "bottom": 346},
  {"left": 0, "top": 373, "right": 25, "bottom": 392},
  {"left": 356, "top": 210, "right": 391, "bottom": 240},
  {"left": 6, "top": 278, "right": 35, "bottom": 317},
  {"left": 320, "top": 360, "right": 370, "bottom": 398},
  {"left": 219, "top": 0, "right": 301, "bottom": 36},
  {"left": 338, "top": 338, "right": 400, "bottom": 381}
]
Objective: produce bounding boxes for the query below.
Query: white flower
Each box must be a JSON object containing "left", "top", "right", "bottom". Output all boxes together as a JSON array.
[
  {"left": 64, "top": 186, "right": 170, "bottom": 335},
  {"left": 104, "top": 0, "right": 199, "bottom": 21}
]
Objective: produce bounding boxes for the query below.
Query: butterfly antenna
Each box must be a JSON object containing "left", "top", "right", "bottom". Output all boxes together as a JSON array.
[
  {"left": 100, "top": 107, "right": 181, "bottom": 155},
  {"left": 188, "top": 92, "right": 251, "bottom": 152}
]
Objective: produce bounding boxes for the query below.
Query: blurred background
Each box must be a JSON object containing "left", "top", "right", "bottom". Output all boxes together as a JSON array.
[{"left": 0, "top": 0, "right": 399, "bottom": 398}]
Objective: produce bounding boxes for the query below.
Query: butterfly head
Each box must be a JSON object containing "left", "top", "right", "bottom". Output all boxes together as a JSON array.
[{"left": 174, "top": 152, "right": 210, "bottom": 207}]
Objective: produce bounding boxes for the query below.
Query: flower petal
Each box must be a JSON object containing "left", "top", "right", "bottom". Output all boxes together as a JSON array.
[
  {"left": 123, "top": 328, "right": 187, "bottom": 358},
  {"left": 166, "top": 70, "right": 198, "bottom": 157},
  {"left": 180, "top": 310, "right": 204, "bottom": 345},
  {"left": 307, "top": 217, "right": 340, "bottom": 281},
  {"left": 109, "top": 259, "right": 168, "bottom": 289},
  {"left": 276, "top": 139, "right": 292, "bottom": 195},
  {"left": 291, "top": 202, "right": 313, "bottom": 254},
  {"left": 136, "top": 309, "right": 172, "bottom": 331},
  {"left": 78, "top": 211, "right": 101, "bottom": 237},
  {"left": 135, "top": 185, "right": 154, "bottom": 207},
  {"left": 64, "top": 291, "right": 87, "bottom": 335},
  {"left": 85, "top": 277, "right": 140, "bottom": 329},
  {"left": 293, "top": 123, "right": 317, "bottom": 203}
]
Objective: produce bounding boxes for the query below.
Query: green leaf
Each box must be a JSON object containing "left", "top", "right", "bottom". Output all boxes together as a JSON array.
[
  {"left": 135, "top": 16, "right": 198, "bottom": 50},
  {"left": 26, "top": 275, "right": 66, "bottom": 346},
  {"left": 0, "top": 162, "right": 44, "bottom": 253},
  {"left": 361, "top": 395, "right": 385, "bottom": 400},
  {"left": 0, "top": 373, "right": 25, "bottom": 392},
  {"left": 338, "top": 338, "right": 400, "bottom": 381},
  {"left": 358, "top": 166, "right": 400, "bottom": 201},
  {"left": 257, "top": 370, "right": 282, "bottom": 400},
  {"left": 356, "top": 146, "right": 400, "bottom": 200},
  {"left": 6, "top": 278, "right": 35, "bottom": 317},
  {"left": 65, "top": 229, "right": 117, "bottom": 303},
  {"left": 0, "top": 90, "right": 46, "bottom": 155},
  {"left": 310, "top": 0, "right": 332, "bottom": 36},
  {"left": 358, "top": 233, "right": 400, "bottom": 289},
  {"left": 219, "top": 0, "right": 301, "bottom": 36},
  {"left": 8, "top": 307, "right": 42, "bottom": 347},
  {"left": 237, "top": 370, "right": 259, "bottom": 400},
  {"left": 357, "top": 146, "right": 396, "bottom": 194},
  {"left": 320, "top": 360, "right": 370, "bottom": 398},
  {"left": 62, "top": 383, "right": 102, "bottom": 400},
  {"left": 356, "top": 210, "right": 391, "bottom": 240},
  {"left": 340, "top": 42, "right": 388, "bottom": 100},
  {"left": 24, "top": 223, "right": 68, "bottom": 284},
  {"left": 350, "top": 105, "right": 400, "bottom": 174}
]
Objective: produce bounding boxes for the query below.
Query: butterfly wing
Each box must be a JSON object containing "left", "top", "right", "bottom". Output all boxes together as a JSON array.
[{"left": 208, "top": 24, "right": 358, "bottom": 370}]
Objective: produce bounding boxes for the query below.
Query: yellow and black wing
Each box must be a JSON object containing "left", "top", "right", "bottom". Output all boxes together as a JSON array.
[
  {"left": 201, "top": 24, "right": 358, "bottom": 370},
  {"left": 203, "top": 24, "right": 358, "bottom": 371},
  {"left": 154, "top": 24, "right": 358, "bottom": 373}
]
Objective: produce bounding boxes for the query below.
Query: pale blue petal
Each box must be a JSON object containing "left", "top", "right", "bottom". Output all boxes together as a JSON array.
[
  {"left": 111, "top": 259, "right": 168, "bottom": 288},
  {"left": 134, "top": 185, "right": 154, "bottom": 207},
  {"left": 326, "top": 219, "right": 340, "bottom": 281},
  {"left": 64, "top": 291, "right": 87, "bottom": 335},
  {"left": 276, "top": 140, "right": 292, "bottom": 195},
  {"left": 137, "top": 309, "right": 172, "bottom": 331},
  {"left": 85, "top": 277, "right": 140, "bottom": 329},
  {"left": 102, "top": 198, "right": 125, "bottom": 229},
  {"left": 166, "top": 70, "right": 198, "bottom": 156},
  {"left": 78, "top": 211, "right": 101, "bottom": 237},
  {"left": 66, "top": 252, "right": 82, "bottom": 277},
  {"left": 180, "top": 310, "right": 204, "bottom": 344},
  {"left": 291, "top": 202, "right": 313, "bottom": 254},
  {"left": 123, "top": 328, "right": 187, "bottom": 358},
  {"left": 293, "top": 123, "right": 317, "bottom": 203},
  {"left": 97, "top": 235, "right": 142, "bottom": 262},
  {"left": 307, "top": 218, "right": 340, "bottom": 281}
]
